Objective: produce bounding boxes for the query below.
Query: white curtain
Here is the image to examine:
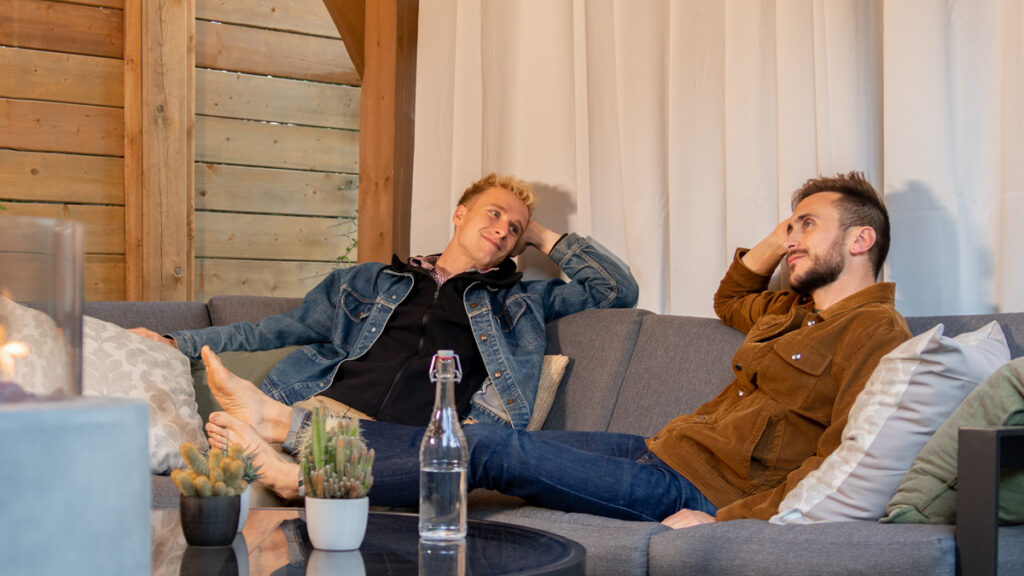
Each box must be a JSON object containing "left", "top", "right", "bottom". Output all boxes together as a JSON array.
[{"left": 411, "top": 0, "right": 1024, "bottom": 317}]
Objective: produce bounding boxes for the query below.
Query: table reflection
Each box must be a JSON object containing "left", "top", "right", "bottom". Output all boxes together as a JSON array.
[{"left": 152, "top": 508, "right": 582, "bottom": 576}]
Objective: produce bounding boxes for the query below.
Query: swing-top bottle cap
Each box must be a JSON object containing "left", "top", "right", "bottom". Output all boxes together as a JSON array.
[{"left": 429, "top": 350, "right": 462, "bottom": 381}]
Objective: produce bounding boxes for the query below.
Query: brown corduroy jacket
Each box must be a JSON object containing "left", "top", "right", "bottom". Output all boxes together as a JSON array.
[{"left": 647, "top": 249, "right": 911, "bottom": 521}]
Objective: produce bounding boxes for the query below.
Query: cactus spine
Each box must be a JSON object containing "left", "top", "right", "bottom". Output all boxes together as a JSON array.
[
  {"left": 171, "top": 441, "right": 252, "bottom": 498},
  {"left": 298, "top": 407, "right": 375, "bottom": 499}
]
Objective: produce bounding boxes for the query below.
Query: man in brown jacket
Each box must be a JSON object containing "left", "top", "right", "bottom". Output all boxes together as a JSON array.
[{"left": 244, "top": 171, "right": 912, "bottom": 525}]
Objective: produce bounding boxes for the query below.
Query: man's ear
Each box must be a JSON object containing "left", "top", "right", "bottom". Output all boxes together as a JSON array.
[
  {"left": 453, "top": 205, "right": 467, "bottom": 226},
  {"left": 849, "top": 226, "right": 876, "bottom": 256}
]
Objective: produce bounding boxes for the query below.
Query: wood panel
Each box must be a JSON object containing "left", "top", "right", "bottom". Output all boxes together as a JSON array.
[
  {"left": 0, "top": 252, "right": 121, "bottom": 302},
  {"left": 0, "top": 99, "right": 124, "bottom": 156},
  {"left": 0, "top": 47, "right": 123, "bottom": 107},
  {"left": 0, "top": 150, "right": 123, "bottom": 205},
  {"left": 0, "top": 203, "right": 125, "bottom": 254},
  {"left": 0, "top": 0, "right": 123, "bottom": 59},
  {"left": 197, "top": 0, "right": 340, "bottom": 38},
  {"left": 195, "top": 20, "right": 358, "bottom": 85},
  {"left": 195, "top": 116, "right": 358, "bottom": 172},
  {"left": 71, "top": 0, "right": 125, "bottom": 8},
  {"left": 194, "top": 212, "right": 356, "bottom": 261},
  {"left": 195, "top": 258, "right": 344, "bottom": 300},
  {"left": 86, "top": 254, "right": 125, "bottom": 301},
  {"left": 196, "top": 69, "right": 359, "bottom": 129},
  {"left": 195, "top": 163, "right": 357, "bottom": 216}
]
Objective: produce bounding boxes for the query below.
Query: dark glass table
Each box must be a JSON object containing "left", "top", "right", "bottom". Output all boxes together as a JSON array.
[{"left": 152, "top": 508, "right": 585, "bottom": 575}]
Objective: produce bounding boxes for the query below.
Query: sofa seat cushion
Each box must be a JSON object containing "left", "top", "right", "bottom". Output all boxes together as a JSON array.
[
  {"left": 648, "top": 520, "right": 956, "bottom": 576},
  {"left": 468, "top": 504, "right": 669, "bottom": 576}
]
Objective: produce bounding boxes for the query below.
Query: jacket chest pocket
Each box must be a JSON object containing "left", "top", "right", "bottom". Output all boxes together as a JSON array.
[
  {"left": 339, "top": 286, "right": 375, "bottom": 322},
  {"left": 761, "top": 338, "right": 832, "bottom": 409}
]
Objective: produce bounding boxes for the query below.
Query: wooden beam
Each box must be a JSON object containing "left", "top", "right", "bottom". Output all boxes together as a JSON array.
[
  {"left": 322, "top": 0, "right": 366, "bottom": 79},
  {"left": 357, "top": 0, "right": 417, "bottom": 263},
  {"left": 134, "top": 0, "right": 195, "bottom": 300},
  {"left": 124, "top": 0, "right": 142, "bottom": 300}
]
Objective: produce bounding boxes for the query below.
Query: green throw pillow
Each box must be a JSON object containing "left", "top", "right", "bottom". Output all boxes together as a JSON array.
[
  {"left": 882, "top": 356, "right": 1024, "bottom": 524},
  {"left": 190, "top": 347, "right": 299, "bottom": 424}
]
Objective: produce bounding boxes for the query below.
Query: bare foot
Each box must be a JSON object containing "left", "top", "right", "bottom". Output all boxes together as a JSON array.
[
  {"left": 202, "top": 345, "right": 291, "bottom": 444},
  {"left": 207, "top": 411, "right": 301, "bottom": 500}
]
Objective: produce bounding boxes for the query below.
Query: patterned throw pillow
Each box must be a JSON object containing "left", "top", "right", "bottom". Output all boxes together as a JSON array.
[
  {"left": 771, "top": 322, "right": 1010, "bottom": 524},
  {"left": 83, "top": 316, "right": 208, "bottom": 473}
]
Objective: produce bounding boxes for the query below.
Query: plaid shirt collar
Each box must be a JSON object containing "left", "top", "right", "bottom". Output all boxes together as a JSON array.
[{"left": 408, "top": 255, "right": 499, "bottom": 286}]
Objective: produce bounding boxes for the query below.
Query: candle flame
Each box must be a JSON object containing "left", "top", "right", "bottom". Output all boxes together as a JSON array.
[{"left": 0, "top": 326, "right": 31, "bottom": 381}]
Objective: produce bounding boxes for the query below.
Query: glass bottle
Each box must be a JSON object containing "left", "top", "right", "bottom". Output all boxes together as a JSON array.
[{"left": 419, "top": 350, "right": 468, "bottom": 540}]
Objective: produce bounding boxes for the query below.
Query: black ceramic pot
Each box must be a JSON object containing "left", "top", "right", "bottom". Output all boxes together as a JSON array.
[{"left": 179, "top": 494, "right": 240, "bottom": 547}]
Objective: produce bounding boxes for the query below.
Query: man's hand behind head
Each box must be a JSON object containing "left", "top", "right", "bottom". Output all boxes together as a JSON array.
[
  {"left": 513, "top": 220, "right": 562, "bottom": 257},
  {"left": 741, "top": 217, "right": 792, "bottom": 276}
]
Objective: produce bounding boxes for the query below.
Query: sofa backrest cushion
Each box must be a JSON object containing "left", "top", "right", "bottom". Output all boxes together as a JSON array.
[
  {"left": 608, "top": 314, "right": 745, "bottom": 437},
  {"left": 206, "top": 295, "right": 303, "bottom": 326},
  {"left": 542, "top": 308, "right": 650, "bottom": 431},
  {"left": 907, "top": 313, "right": 1024, "bottom": 357},
  {"left": 83, "top": 301, "right": 211, "bottom": 334}
]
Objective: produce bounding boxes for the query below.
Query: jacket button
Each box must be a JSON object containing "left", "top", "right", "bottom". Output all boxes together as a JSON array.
[
  {"left": 506, "top": 398, "right": 515, "bottom": 405},
  {"left": 470, "top": 303, "right": 479, "bottom": 308},
  {"left": 791, "top": 353, "right": 802, "bottom": 360},
  {"left": 807, "top": 319, "right": 816, "bottom": 326},
  {"left": 392, "top": 295, "right": 397, "bottom": 299},
  {"left": 480, "top": 334, "right": 488, "bottom": 341},
  {"left": 738, "top": 390, "right": 745, "bottom": 397},
  {"left": 494, "top": 371, "right": 501, "bottom": 378},
  {"left": 370, "top": 327, "right": 377, "bottom": 332}
]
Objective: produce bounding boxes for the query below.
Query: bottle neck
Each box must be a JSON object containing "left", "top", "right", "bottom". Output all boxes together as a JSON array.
[{"left": 433, "top": 374, "right": 457, "bottom": 413}]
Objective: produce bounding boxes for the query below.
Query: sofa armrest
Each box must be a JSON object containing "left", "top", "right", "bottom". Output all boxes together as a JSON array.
[{"left": 956, "top": 426, "right": 1024, "bottom": 576}]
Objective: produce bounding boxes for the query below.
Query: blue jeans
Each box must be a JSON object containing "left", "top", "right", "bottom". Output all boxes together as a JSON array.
[{"left": 360, "top": 421, "right": 716, "bottom": 522}]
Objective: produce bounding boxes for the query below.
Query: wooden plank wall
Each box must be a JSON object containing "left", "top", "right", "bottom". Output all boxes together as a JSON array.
[
  {"left": 0, "top": 0, "right": 127, "bottom": 300},
  {"left": 192, "top": 0, "right": 360, "bottom": 300},
  {"left": 1, "top": 0, "right": 360, "bottom": 301}
]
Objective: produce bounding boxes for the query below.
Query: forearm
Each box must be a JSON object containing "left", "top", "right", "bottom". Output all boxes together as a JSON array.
[
  {"left": 537, "top": 233, "right": 639, "bottom": 319},
  {"left": 712, "top": 249, "right": 794, "bottom": 332}
]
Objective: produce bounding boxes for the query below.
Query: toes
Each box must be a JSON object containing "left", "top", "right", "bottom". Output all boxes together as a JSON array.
[{"left": 200, "top": 346, "right": 223, "bottom": 371}]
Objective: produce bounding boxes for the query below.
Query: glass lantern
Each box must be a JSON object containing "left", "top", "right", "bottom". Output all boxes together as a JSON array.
[{"left": 0, "top": 214, "right": 84, "bottom": 402}]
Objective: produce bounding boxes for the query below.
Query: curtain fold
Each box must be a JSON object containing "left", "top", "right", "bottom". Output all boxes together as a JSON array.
[{"left": 411, "top": 0, "right": 1024, "bottom": 316}]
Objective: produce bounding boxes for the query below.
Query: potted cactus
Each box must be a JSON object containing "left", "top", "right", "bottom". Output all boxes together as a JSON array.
[
  {"left": 171, "top": 442, "right": 250, "bottom": 546},
  {"left": 298, "top": 407, "right": 375, "bottom": 550}
]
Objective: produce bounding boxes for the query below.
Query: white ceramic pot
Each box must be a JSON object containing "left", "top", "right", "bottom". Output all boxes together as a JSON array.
[
  {"left": 304, "top": 497, "right": 369, "bottom": 551},
  {"left": 237, "top": 485, "right": 251, "bottom": 532}
]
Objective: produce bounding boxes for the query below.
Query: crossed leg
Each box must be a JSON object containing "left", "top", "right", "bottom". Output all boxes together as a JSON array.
[{"left": 200, "top": 346, "right": 301, "bottom": 499}]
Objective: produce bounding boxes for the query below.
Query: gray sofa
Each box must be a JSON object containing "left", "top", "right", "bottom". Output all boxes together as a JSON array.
[{"left": 84, "top": 296, "right": 1024, "bottom": 575}]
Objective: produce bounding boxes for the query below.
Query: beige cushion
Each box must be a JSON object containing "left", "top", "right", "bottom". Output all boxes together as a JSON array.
[
  {"left": 83, "top": 316, "right": 208, "bottom": 474},
  {"left": 527, "top": 354, "right": 570, "bottom": 431},
  {"left": 883, "top": 356, "right": 1024, "bottom": 524},
  {"left": 772, "top": 322, "right": 1010, "bottom": 524}
]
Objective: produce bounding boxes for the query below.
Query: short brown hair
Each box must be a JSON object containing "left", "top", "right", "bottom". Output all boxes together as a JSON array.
[
  {"left": 458, "top": 173, "right": 537, "bottom": 217},
  {"left": 791, "top": 171, "right": 890, "bottom": 278}
]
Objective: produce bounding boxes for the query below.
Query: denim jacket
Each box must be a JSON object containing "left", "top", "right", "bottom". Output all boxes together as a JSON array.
[{"left": 172, "top": 233, "right": 638, "bottom": 429}]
